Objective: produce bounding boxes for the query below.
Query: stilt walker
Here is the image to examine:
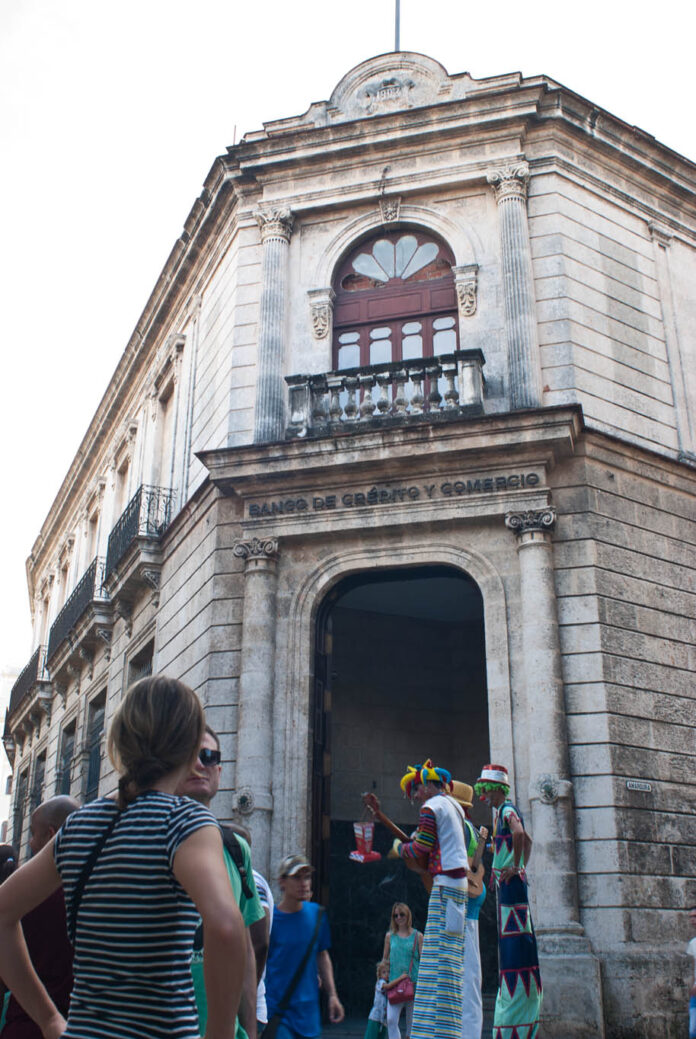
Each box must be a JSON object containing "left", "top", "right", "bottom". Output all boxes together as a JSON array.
[
  {"left": 390, "top": 760, "right": 469, "bottom": 1039},
  {"left": 474, "top": 765, "right": 542, "bottom": 1039}
]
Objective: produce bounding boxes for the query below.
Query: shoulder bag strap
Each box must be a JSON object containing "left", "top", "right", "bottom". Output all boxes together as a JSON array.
[
  {"left": 407, "top": 932, "right": 418, "bottom": 975},
  {"left": 67, "top": 807, "right": 121, "bottom": 942},
  {"left": 266, "top": 906, "right": 325, "bottom": 1034}
]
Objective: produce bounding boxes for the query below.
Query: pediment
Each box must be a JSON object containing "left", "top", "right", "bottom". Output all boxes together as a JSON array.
[{"left": 327, "top": 52, "right": 454, "bottom": 122}]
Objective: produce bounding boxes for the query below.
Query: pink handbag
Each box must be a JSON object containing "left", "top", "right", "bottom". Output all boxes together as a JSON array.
[{"left": 386, "top": 934, "right": 418, "bottom": 1004}]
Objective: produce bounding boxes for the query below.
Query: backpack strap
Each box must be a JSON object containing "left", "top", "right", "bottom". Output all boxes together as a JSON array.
[
  {"left": 68, "top": 805, "right": 121, "bottom": 943},
  {"left": 221, "top": 826, "right": 255, "bottom": 901}
]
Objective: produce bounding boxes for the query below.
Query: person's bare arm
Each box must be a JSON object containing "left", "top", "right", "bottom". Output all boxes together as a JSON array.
[
  {"left": 382, "top": 932, "right": 391, "bottom": 966},
  {"left": 173, "top": 827, "right": 246, "bottom": 1039},
  {"left": 238, "top": 928, "right": 257, "bottom": 1039},
  {"left": 499, "top": 813, "right": 528, "bottom": 883},
  {"left": 417, "top": 930, "right": 423, "bottom": 955},
  {"left": 317, "top": 949, "right": 344, "bottom": 1023},
  {"left": 0, "top": 840, "right": 66, "bottom": 1039},
  {"left": 249, "top": 909, "right": 269, "bottom": 983},
  {"left": 383, "top": 973, "right": 408, "bottom": 992}
]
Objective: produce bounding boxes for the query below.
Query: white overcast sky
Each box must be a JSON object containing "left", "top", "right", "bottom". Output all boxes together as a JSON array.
[{"left": 1, "top": 0, "right": 695, "bottom": 675}]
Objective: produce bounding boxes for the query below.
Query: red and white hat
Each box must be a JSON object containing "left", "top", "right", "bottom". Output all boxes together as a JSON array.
[{"left": 476, "top": 764, "right": 509, "bottom": 785}]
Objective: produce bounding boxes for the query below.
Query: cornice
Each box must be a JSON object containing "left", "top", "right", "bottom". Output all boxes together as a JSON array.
[{"left": 28, "top": 174, "right": 242, "bottom": 577}]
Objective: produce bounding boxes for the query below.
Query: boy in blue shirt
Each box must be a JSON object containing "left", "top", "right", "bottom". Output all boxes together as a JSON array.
[{"left": 265, "top": 855, "right": 344, "bottom": 1039}]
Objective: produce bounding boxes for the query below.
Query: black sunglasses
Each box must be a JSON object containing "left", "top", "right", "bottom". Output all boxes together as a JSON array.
[{"left": 199, "top": 748, "right": 221, "bottom": 766}]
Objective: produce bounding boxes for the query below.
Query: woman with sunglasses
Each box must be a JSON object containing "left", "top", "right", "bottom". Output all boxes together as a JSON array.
[
  {"left": 0, "top": 675, "right": 246, "bottom": 1039},
  {"left": 381, "top": 903, "right": 423, "bottom": 1039}
]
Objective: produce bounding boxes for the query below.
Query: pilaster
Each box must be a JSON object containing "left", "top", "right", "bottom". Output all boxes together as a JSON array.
[
  {"left": 232, "top": 536, "right": 280, "bottom": 875},
  {"left": 487, "top": 161, "right": 543, "bottom": 409},
  {"left": 505, "top": 508, "right": 604, "bottom": 1038},
  {"left": 254, "top": 207, "right": 294, "bottom": 443}
]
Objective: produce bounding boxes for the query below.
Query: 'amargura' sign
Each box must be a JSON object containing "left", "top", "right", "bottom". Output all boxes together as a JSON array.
[{"left": 248, "top": 471, "right": 540, "bottom": 518}]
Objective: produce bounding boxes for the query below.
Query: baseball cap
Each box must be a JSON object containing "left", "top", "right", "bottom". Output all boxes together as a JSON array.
[{"left": 277, "top": 854, "right": 313, "bottom": 879}]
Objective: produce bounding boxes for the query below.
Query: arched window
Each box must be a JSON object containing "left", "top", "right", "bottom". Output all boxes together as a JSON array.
[{"left": 332, "top": 229, "right": 458, "bottom": 371}]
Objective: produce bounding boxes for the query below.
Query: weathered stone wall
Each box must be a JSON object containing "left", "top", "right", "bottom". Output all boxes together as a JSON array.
[
  {"left": 551, "top": 437, "right": 696, "bottom": 1036},
  {"left": 155, "top": 485, "right": 245, "bottom": 816},
  {"left": 529, "top": 170, "right": 681, "bottom": 456}
]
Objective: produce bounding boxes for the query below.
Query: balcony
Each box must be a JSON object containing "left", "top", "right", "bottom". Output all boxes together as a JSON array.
[
  {"left": 46, "top": 557, "right": 113, "bottom": 685},
  {"left": 8, "top": 646, "right": 46, "bottom": 716},
  {"left": 103, "top": 485, "right": 176, "bottom": 626},
  {"left": 47, "top": 558, "right": 109, "bottom": 662},
  {"left": 285, "top": 349, "right": 485, "bottom": 439},
  {"left": 6, "top": 646, "right": 51, "bottom": 751}
]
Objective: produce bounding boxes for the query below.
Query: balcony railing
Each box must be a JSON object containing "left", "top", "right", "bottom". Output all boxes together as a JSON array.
[
  {"left": 285, "top": 349, "right": 485, "bottom": 438},
  {"left": 46, "top": 557, "right": 108, "bottom": 662},
  {"left": 105, "top": 485, "right": 175, "bottom": 579},
  {"left": 8, "top": 646, "right": 47, "bottom": 717}
]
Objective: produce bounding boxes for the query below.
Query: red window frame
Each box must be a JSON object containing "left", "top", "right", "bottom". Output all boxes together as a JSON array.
[{"left": 332, "top": 229, "right": 458, "bottom": 371}]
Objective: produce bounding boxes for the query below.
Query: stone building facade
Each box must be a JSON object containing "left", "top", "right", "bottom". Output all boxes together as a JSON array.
[{"left": 3, "top": 53, "right": 695, "bottom": 1037}]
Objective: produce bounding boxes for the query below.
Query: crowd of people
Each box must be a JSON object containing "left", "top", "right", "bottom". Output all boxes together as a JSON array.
[
  {"left": 0, "top": 676, "right": 540, "bottom": 1039},
  {"left": 4, "top": 674, "right": 688, "bottom": 1038}
]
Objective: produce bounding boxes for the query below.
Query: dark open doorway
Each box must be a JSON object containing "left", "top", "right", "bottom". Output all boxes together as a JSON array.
[{"left": 311, "top": 565, "right": 497, "bottom": 1017}]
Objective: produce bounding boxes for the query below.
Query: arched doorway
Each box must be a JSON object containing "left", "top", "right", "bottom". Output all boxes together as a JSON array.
[{"left": 311, "top": 565, "right": 497, "bottom": 1016}]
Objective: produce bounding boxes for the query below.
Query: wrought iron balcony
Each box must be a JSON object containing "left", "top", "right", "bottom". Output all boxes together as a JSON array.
[
  {"left": 285, "top": 349, "right": 485, "bottom": 439},
  {"left": 8, "top": 646, "right": 47, "bottom": 717},
  {"left": 105, "top": 485, "right": 175, "bottom": 580},
  {"left": 46, "top": 557, "right": 108, "bottom": 662}
]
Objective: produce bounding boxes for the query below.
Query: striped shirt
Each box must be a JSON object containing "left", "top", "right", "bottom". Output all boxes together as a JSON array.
[{"left": 54, "top": 790, "right": 217, "bottom": 1039}]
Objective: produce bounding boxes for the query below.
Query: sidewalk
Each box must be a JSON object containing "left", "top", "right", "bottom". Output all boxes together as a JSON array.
[{"left": 325, "top": 996, "right": 496, "bottom": 1038}]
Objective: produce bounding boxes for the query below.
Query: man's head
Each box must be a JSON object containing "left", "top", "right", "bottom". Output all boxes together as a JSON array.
[
  {"left": 474, "top": 764, "right": 510, "bottom": 808},
  {"left": 30, "top": 796, "right": 79, "bottom": 855},
  {"left": 177, "top": 725, "right": 222, "bottom": 807},
  {"left": 277, "top": 854, "right": 313, "bottom": 901},
  {"left": 400, "top": 759, "right": 453, "bottom": 804}
]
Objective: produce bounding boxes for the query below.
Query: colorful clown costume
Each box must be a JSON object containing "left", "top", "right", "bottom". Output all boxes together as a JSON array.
[
  {"left": 492, "top": 801, "right": 542, "bottom": 1039},
  {"left": 397, "top": 761, "right": 469, "bottom": 1039}
]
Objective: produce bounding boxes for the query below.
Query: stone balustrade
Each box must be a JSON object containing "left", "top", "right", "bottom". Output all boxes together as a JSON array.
[{"left": 285, "top": 349, "right": 485, "bottom": 438}]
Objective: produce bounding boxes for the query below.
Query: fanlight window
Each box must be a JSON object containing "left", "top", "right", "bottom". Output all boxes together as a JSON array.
[{"left": 333, "top": 230, "right": 458, "bottom": 371}]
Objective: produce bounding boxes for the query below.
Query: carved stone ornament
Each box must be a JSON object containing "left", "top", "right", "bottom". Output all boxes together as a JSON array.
[
  {"left": 648, "top": 222, "right": 672, "bottom": 248},
  {"left": 311, "top": 304, "right": 331, "bottom": 339},
  {"left": 233, "top": 537, "right": 279, "bottom": 562},
  {"left": 254, "top": 206, "right": 294, "bottom": 244},
  {"left": 537, "top": 773, "right": 559, "bottom": 804},
  {"left": 505, "top": 508, "right": 556, "bottom": 535},
  {"left": 379, "top": 195, "right": 402, "bottom": 224},
  {"left": 308, "top": 288, "right": 335, "bottom": 341},
  {"left": 53, "top": 681, "right": 68, "bottom": 707},
  {"left": 486, "top": 162, "right": 530, "bottom": 203},
  {"left": 358, "top": 76, "right": 416, "bottom": 114},
  {"left": 236, "top": 787, "right": 255, "bottom": 815},
  {"left": 453, "top": 264, "right": 479, "bottom": 317}
]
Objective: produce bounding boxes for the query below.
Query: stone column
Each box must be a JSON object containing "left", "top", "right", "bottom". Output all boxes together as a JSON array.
[
  {"left": 232, "top": 536, "right": 279, "bottom": 875},
  {"left": 648, "top": 223, "right": 695, "bottom": 458},
  {"left": 487, "top": 162, "right": 543, "bottom": 409},
  {"left": 253, "top": 207, "right": 294, "bottom": 443},
  {"left": 505, "top": 508, "right": 604, "bottom": 1038}
]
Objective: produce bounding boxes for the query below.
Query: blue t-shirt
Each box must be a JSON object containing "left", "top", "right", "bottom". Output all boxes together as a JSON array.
[{"left": 265, "top": 901, "right": 330, "bottom": 1038}]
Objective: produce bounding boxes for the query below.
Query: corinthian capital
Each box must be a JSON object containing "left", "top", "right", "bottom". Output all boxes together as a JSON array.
[
  {"left": 505, "top": 508, "right": 556, "bottom": 536},
  {"left": 486, "top": 162, "right": 530, "bottom": 203},
  {"left": 233, "top": 537, "right": 280, "bottom": 565},
  {"left": 254, "top": 206, "right": 294, "bottom": 244}
]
